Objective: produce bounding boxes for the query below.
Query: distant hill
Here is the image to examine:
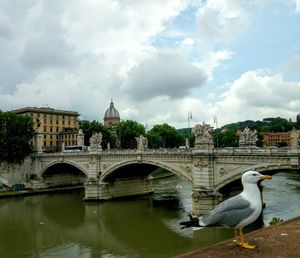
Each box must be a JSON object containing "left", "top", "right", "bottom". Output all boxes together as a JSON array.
[{"left": 219, "top": 117, "right": 297, "bottom": 133}]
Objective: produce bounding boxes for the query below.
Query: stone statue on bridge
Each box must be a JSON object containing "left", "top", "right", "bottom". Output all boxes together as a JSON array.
[
  {"left": 192, "top": 122, "right": 214, "bottom": 150},
  {"left": 89, "top": 132, "right": 102, "bottom": 152},
  {"left": 135, "top": 135, "right": 148, "bottom": 151},
  {"left": 239, "top": 127, "right": 258, "bottom": 147}
]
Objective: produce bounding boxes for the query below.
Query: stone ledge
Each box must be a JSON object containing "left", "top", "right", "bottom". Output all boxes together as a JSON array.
[{"left": 175, "top": 216, "right": 300, "bottom": 258}]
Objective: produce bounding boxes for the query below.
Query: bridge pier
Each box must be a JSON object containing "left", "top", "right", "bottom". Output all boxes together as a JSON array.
[
  {"left": 84, "top": 177, "right": 153, "bottom": 201},
  {"left": 192, "top": 189, "right": 222, "bottom": 216},
  {"left": 191, "top": 153, "right": 223, "bottom": 216}
]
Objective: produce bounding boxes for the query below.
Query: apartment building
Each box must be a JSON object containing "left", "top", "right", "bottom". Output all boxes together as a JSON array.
[
  {"left": 11, "top": 107, "right": 80, "bottom": 152},
  {"left": 262, "top": 130, "right": 300, "bottom": 147}
]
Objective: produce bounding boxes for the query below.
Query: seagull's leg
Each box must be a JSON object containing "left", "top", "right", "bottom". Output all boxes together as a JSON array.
[
  {"left": 238, "top": 228, "right": 256, "bottom": 249},
  {"left": 234, "top": 229, "right": 241, "bottom": 245}
]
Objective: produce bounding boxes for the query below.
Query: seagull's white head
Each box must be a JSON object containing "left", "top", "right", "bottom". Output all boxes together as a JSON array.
[{"left": 241, "top": 170, "right": 272, "bottom": 185}]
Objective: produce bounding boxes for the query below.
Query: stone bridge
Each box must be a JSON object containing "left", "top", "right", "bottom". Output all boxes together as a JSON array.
[{"left": 22, "top": 147, "right": 299, "bottom": 215}]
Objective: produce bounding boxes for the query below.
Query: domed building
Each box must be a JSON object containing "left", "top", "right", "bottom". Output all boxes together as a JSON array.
[{"left": 104, "top": 100, "right": 120, "bottom": 128}]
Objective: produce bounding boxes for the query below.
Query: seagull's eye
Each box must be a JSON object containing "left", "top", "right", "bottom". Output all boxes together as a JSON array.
[{"left": 252, "top": 174, "right": 256, "bottom": 176}]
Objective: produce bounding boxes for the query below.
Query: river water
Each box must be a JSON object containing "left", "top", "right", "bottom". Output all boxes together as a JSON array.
[{"left": 0, "top": 171, "right": 300, "bottom": 258}]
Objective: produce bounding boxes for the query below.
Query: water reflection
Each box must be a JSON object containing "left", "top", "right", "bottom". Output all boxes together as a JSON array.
[{"left": 0, "top": 172, "right": 299, "bottom": 258}]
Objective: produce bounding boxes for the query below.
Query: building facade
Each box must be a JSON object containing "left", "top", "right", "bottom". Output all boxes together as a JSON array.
[
  {"left": 11, "top": 107, "right": 80, "bottom": 152},
  {"left": 262, "top": 131, "right": 300, "bottom": 147}
]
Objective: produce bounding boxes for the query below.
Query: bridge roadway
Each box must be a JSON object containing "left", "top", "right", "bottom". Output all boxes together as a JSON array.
[{"left": 2, "top": 147, "right": 300, "bottom": 215}]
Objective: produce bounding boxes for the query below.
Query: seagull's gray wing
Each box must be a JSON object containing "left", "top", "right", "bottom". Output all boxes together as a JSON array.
[{"left": 199, "top": 194, "right": 254, "bottom": 227}]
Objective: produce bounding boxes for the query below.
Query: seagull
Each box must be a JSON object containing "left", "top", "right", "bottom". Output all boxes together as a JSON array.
[{"left": 180, "top": 170, "right": 272, "bottom": 249}]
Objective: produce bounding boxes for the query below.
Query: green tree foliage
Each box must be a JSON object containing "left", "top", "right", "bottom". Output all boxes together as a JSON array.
[
  {"left": 214, "top": 128, "right": 239, "bottom": 148},
  {"left": 116, "top": 120, "right": 145, "bottom": 149},
  {"left": 79, "top": 120, "right": 115, "bottom": 149},
  {"left": 0, "top": 111, "right": 34, "bottom": 164},
  {"left": 260, "top": 117, "right": 294, "bottom": 132},
  {"left": 216, "top": 117, "right": 297, "bottom": 147},
  {"left": 147, "top": 123, "right": 184, "bottom": 148},
  {"left": 177, "top": 128, "right": 194, "bottom": 147}
]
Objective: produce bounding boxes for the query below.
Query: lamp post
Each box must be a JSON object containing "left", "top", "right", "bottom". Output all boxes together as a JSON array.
[
  {"left": 187, "top": 112, "right": 192, "bottom": 148},
  {"left": 214, "top": 116, "right": 219, "bottom": 148}
]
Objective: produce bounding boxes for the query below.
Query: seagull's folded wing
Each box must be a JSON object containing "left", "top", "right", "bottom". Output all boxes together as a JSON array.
[{"left": 200, "top": 194, "right": 255, "bottom": 227}]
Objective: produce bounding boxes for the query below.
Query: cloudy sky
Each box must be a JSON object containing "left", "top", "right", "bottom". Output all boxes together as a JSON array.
[{"left": 1, "top": 0, "right": 300, "bottom": 129}]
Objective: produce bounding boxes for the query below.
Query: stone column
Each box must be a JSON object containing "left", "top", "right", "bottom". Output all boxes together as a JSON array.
[
  {"left": 290, "top": 127, "right": 299, "bottom": 150},
  {"left": 34, "top": 128, "right": 43, "bottom": 154},
  {"left": 77, "top": 129, "right": 85, "bottom": 146}
]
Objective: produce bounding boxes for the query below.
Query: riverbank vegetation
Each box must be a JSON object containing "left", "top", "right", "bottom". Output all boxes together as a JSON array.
[{"left": 0, "top": 111, "right": 33, "bottom": 164}]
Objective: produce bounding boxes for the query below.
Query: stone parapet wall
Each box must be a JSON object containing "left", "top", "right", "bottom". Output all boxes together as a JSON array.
[{"left": 0, "top": 157, "right": 33, "bottom": 186}]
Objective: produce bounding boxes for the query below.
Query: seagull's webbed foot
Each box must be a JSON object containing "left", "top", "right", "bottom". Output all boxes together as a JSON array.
[
  {"left": 235, "top": 228, "right": 256, "bottom": 249},
  {"left": 239, "top": 242, "right": 256, "bottom": 249}
]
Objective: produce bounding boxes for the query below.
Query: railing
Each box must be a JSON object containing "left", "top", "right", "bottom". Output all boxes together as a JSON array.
[{"left": 35, "top": 146, "right": 299, "bottom": 157}]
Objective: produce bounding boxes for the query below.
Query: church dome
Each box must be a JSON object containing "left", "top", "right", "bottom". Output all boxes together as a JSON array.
[
  {"left": 104, "top": 100, "right": 120, "bottom": 128},
  {"left": 104, "top": 100, "right": 120, "bottom": 118}
]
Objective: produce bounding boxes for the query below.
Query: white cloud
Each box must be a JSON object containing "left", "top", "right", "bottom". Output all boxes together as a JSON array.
[
  {"left": 120, "top": 96, "right": 216, "bottom": 129},
  {"left": 124, "top": 50, "right": 207, "bottom": 100},
  {"left": 293, "top": 0, "right": 300, "bottom": 12},
  {"left": 196, "top": 0, "right": 251, "bottom": 43},
  {"left": 0, "top": 0, "right": 299, "bottom": 130},
  {"left": 215, "top": 70, "right": 300, "bottom": 125},
  {"left": 181, "top": 37, "right": 195, "bottom": 46},
  {"left": 196, "top": 49, "right": 234, "bottom": 81}
]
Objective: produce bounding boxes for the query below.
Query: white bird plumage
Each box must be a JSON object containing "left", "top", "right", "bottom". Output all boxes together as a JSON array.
[{"left": 180, "top": 170, "right": 272, "bottom": 249}]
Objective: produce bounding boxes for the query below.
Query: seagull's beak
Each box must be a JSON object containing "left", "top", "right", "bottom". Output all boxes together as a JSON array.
[{"left": 260, "top": 175, "right": 272, "bottom": 180}]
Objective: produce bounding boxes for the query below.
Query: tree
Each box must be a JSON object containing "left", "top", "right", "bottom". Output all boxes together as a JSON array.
[
  {"left": 261, "top": 117, "right": 294, "bottom": 132},
  {"left": 116, "top": 120, "right": 145, "bottom": 149},
  {"left": 216, "top": 128, "right": 239, "bottom": 147},
  {"left": 147, "top": 123, "right": 184, "bottom": 148},
  {"left": 79, "top": 120, "right": 115, "bottom": 149},
  {"left": 0, "top": 111, "right": 34, "bottom": 164}
]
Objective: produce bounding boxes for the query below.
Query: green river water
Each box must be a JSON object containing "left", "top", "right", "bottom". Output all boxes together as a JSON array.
[{"left": 0, "top": 171, "right": 299, "bottom": 258}]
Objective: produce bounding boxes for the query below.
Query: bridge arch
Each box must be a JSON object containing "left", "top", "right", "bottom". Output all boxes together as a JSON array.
[
  {"left": 40, "top": 160, "right": 88, "bottom": 187},
  {"left": 101, "top": 160, "right": 193, "bottom": 184},
  {"left": 216, "top": 163, "right": 298, "bottom": 192},
  {"left": 40, "top": 160, "right": 88, "bottom": 177}
]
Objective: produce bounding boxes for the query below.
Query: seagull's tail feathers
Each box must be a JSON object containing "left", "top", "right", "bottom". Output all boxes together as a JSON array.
[{"left": 180, "top": 214, "right": 201, "bottom": 229}]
